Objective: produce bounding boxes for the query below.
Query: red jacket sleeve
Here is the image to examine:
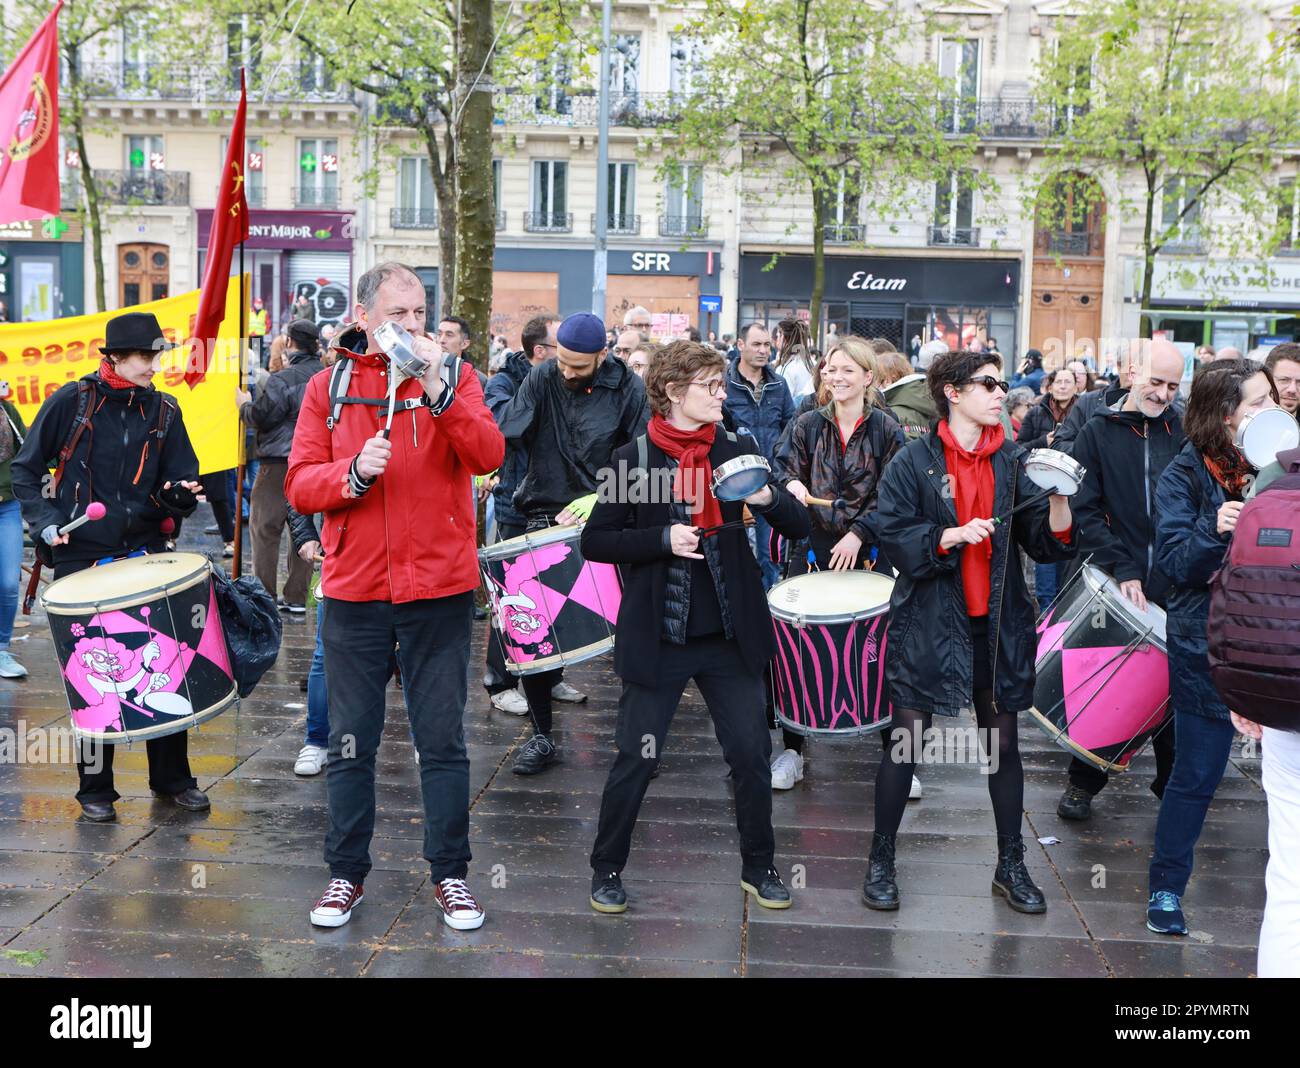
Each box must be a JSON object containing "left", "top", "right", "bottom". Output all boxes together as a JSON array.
[
  {"left": 285, "top": 373, "right": 352, "bottom": 515},
  {"left": 438, "top": 364, "right": 505, "bottom": 475}
]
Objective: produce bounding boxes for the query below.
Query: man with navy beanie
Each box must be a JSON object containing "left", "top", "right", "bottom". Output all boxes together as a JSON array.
[{"left": 497, "top": 312, "right": 650, "bottom": 773}]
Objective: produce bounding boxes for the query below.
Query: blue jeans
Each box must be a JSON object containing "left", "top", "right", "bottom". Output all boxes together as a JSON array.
[
  {"left": 306, "top": 600, "right": 329, "bottom": 747},
  {"left": 1035, "top": 561, "right": 1064, "bottom": 612},
  {"left": 0, "top": 499, "right": 22, "bottom": 648},
  {"left": 751, "top": 513, "right": 781, "bottom": 591},
  {"left": 1148, "top": 708, "right": 1236, "bottom": 896}
]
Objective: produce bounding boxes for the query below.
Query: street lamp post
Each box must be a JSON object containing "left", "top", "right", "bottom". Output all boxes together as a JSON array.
[{"left": 592, "top": 0, "right": 611, "bottom": 321}]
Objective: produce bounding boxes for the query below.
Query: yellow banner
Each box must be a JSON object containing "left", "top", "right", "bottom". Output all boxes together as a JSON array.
[{"left": 0, "top": 277, "right": 246, "bottom": 475}]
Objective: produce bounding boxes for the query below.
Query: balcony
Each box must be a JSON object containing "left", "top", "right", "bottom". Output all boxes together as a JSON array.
[
  {"left": 524, "top": 211, "right": 573, "bottom": 233},
  {"left": 1035, "top": 230, "right": 1097, "bottom": 257},
  {"left": 659, "top": 214, "right": 708, "bottom": 238},
  {"left": 392, "top": 206, "right": 438, "bottom": 229},
  {"left": 75, "top": 61, "right": 354, "bottom": 104},
  {"left": 61, "top": 178, "right": 82, "bottom": 209},
  {"left": 93, "top": 169, "right": 190, "bottom": 206},
  {"left": 496, "top": 91, "right": 689, "bottom": 128},
  {"left": 496, "top": 209, "right": 506, "bottom": 231},
  {"left": 590, "top": 212, "right": 641, "bottom": 236},
  {"left": 1279, "top": 238, "right": 1300, "bottom": 257},
  {"left": 295, "top": 186, "right": 340, "bottom": 208},
  {"left": 928, "top": 225, "right": 980, "bottom": 247},
  {"left": 823, "top": 223, "right": 865, "bottom": 244}
]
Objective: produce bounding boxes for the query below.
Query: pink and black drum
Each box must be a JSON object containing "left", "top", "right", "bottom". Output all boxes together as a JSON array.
[
  {"left": 768, "top": 570, "right": 894, "bottom": 736},
  {"left": 1030, "top": 564, "right": 1171, "bottom": 772},
  {"left": 479, "top": 524, "right": 622, "bottom": 676},
  {"left": 42, "top": 553, "right": 238, "bottom": 744}
]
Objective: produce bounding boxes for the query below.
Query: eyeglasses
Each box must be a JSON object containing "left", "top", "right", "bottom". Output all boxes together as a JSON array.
[
  {"left": 962, "top": 376, "right": 1010, "bottom": 394},
  {"left": 687, "top": 377, "right": 725, "bottom": 396}
]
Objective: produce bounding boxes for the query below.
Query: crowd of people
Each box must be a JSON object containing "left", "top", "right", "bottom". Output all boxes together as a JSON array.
[{"left": 4, "top": 264, "right": 1297, "bottom": 976}]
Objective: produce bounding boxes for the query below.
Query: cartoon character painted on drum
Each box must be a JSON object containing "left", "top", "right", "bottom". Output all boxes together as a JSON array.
[
  {"left": 496, "top": 590, "right": 548, "bottom": 645},
  {"left": 483, "top": 541, "right": 574, "bottom": 663},
  {"left": 74, "top": 635, "right": 195, "bottom": 720}
]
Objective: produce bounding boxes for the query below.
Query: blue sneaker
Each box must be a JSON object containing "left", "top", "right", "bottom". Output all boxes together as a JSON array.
[
  {"left": 0, "top": 650, "right": 28, "bottom": 679},
  {"left": 1146, "top": 890, "right": 1188, "bottom": 935}
]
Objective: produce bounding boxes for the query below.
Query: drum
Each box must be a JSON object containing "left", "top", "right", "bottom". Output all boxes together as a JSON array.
[
  {"left": 43, "top": 553, "right": 238, "bottom": 744},
  {"left": 479, "top": 524, "right": 622, "bottom": 675},
  {"left": 1025, "top": 449, "right": 1087, "bottom": 495},
  {"left": 711, "top": 454, "right": 770, "bottom": 501},
  {"left": 1235, "top": 407, "right": 1299, "bottom": 469},
  {"left": 1029, "top": 564, "right": 1170, "bottom": 772},
  {"left": 768, "top": 570, "right": 894, "bottom": 736}
]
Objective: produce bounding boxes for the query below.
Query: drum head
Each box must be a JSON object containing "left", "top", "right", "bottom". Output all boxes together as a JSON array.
[
  {"left": 768, "top": 570, "right": 895, "bottom": 624},
  {"left": 1081, "top": 564, "right": 1167, "bottom": 647},
  {"left": 1237, "top": 407, "right": 1300, "bottom": 470},
  {"left": 478, "top": 523, "right": 581, "bottom": 562},
  {"left": 1025, "top": 449, "right": 1085, "bottom": 495},
  {"left": 43, "top": 553, "right": 211, "bottom": 614},
  {"left": 713, "top": 455, "right": 770, "bottom": 502}
]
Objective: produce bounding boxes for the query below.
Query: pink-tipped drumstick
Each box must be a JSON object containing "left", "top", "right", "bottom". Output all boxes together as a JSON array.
[{"left": 58, "top": 501, "right": 106, "bottom": 537}]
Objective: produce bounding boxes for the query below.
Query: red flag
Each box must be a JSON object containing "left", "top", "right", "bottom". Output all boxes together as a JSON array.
[
  {"left": 186, "top": 69, "right": 250, "bottom": 387},
  {"left": 0, "top": 3, "right": 63, "bottom": 224}
]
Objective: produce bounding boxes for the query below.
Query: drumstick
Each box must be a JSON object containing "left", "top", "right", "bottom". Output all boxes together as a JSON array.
[
  {"left": 58, "top": 501, "right": 106, "bottom": 537},
  {"left": 804, "top": 496, "right": 847, "bottom": 509},
  {"left": 698, "top": 519, "right": 748, "bottom": 537},
  {"left": 992, "top": 488, "right": 1054, "bottom": 525}
]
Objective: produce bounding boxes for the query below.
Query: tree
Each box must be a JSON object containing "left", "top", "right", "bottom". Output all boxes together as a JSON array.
[
  {"left": 668, "top": 0, "right": 988, "bottom": 343},
  {"left": 1034, "top": 0, "right": 1300, "bottom": 337}
]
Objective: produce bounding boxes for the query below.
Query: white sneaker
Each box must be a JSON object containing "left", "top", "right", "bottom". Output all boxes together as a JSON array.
[
  {"left": 491, "top": 688, "right": 530, "bottom": 715},
  {"left": 770, "top": 749, "right": 804, "bottom": 790},
  {"left": 294, "top": 744, "right": 328, "bottom": 776},
  {"left": 0, "top": 651, "right": 28, "bottom": 678},
  {"left": 909, "top": 774, "right": 923, "bottom": 800},
  {"left": 551, "top": 681, "right": 587, "bottom": 703}
]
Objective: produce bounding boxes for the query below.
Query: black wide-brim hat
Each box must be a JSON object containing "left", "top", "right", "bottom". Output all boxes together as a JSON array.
[{"left": 99, "top": 311, "right": 178, "bottom": 355}]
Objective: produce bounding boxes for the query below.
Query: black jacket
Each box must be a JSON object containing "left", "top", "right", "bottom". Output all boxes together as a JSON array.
[
  {"left": 240, "top": 349, "right": 325, "bottom": 459},
  {"left": 497, "top": 354, "right": 649, "bottom": 517},
  {"left": 1155, "top": 441, "right": 1231, "bottom": 638},
  {"left": 1056, "top": 383, "right": 1184, "bottom": 454},
  {"left": 1015, "top": 394, "right": 1074, "bottom": 452},
  {"left": 876, "top": 431, "right": 1077, "bottom": 716},
  {"left": 1069, "top": 397, "right": 1184, "bottom": 603},
  {"left": 580, "top": 430, "right": 810, "bottom": 686},
  {"left": 13, "top": 373, "right": 199, "bottom": 567},
  {"left": 483, "top": 350, "right": 532, "bottom": 529}
]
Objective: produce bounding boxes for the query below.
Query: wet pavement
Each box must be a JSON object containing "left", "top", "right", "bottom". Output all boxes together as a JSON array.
[{"left": 0, "top": 514, "right": 1268, "bottom": 977}]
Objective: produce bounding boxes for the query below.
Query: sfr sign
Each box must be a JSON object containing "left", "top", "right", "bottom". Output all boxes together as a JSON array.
[{"left": 631, "top": 252, "right": 672, "bottom": 272}]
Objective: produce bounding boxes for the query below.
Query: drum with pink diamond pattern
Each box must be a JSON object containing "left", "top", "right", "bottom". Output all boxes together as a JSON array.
[
  {"left": 479, "top": 524, "right": 622, "bottom": 676},
  {"left": 1030, "top": 564, "right": 1171, "bottom": 772}
]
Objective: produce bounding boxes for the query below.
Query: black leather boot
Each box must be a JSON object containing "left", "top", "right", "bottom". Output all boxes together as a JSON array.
[
  {"left": 862, "top": 832, "right": 899, "bottom": 910},
  {"left": 992, "top": 833, "right": 1046, "bottom": 914}
]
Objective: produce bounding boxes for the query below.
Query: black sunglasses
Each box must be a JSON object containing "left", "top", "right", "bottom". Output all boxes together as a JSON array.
[{"left": 962, "top": 375, "right": 1010, "bottom": 394}]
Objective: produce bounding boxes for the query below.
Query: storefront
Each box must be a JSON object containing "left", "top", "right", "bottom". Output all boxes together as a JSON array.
[
  {"left": 491, "top": 247, "right": 722, "bottom": 345},
  {"left": 0, "top": 214, "right": 85, "bottom": 322},
  {"left": 1122, "top": 256, "right": 1300, "bottom": 353},
  {"left": 197, "top": 209, "right": 355, "bottom": 331},
  {"left": 739, "top": 252, "right": 1022, "bottom": 359}
]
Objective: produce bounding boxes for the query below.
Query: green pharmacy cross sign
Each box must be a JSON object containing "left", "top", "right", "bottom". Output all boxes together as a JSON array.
[
  {"left": 41, "top": 217, "right": 69, "bottom": 239},
  {"left": 300, "top": 152, "right": 317, "bottom": 173},
  {"left": 129, "top": 147, "right": 145, "bottom": 168}
]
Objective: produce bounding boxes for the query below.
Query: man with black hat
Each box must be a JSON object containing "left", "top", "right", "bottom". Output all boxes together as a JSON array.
[
  {"left": 496, "top": 311, "right": 650, "bottom": 774},
  {"left": 12, "top": 311, "right": 208, "bottom": 822},
  {"left": 237, "top": 318, "right": 324, "bottom": 612}
]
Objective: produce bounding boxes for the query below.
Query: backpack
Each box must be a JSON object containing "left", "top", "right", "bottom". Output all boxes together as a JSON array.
[
  {"left": 1207, "top": 447, "right": 1300, "bottom": 732},
  {"left": 325, "top": 351, "right": 465, "bottom": 431}
]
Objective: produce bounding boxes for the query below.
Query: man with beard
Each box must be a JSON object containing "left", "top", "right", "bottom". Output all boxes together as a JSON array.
[{"left": 496, "top": 312, "right": 649, "bottom": 774}]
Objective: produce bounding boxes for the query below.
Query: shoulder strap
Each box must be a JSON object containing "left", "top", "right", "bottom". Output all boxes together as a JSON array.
[
  {"left": 156, "top": 392, "right": 178, "bottom": 436},
  {"left": 326, "top": 356, "right": 354, "bottom": 430},
  {"left": 636, "top": 433, "right": 647, "bottom": 473},
  {"left": 54, "top": 381, "right": 94, "bottom": 486}
]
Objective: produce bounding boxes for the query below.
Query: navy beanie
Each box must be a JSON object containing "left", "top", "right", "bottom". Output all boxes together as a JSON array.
[{"left": 556, "top": 312, "right": 608, "bottom": 355}]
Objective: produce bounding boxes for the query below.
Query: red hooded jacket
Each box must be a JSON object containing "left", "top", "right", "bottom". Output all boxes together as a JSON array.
[{"left": 285, "top": 327, "right": 504, "bottom": 604}]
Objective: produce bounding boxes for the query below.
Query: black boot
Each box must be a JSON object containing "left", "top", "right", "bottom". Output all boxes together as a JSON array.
[
  {"left": 992, "top": 833, "right": 1046, "bottom": 914},
  {"left": 862, "top": 832, "right": 899, "bottom": 910},
  {"left": 1056, "top": 784, "right": 1092, "bottom": 821}
]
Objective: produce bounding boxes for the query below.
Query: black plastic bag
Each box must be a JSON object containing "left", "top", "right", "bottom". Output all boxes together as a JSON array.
[{"left": 212, "top": 567, "right": 282, "bottom": 697}]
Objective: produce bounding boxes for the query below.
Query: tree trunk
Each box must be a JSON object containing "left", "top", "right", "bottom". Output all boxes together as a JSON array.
[
  {"left": 65, "top": 50, "right": 107, "bottom": 314},
  {"left": 450, "top": 0, "right": 496, "bottom": 367},
  {"left": 1139, "top": 183, "right": 1157, "bottom": 340},
  {"left": 810, "top": 184, "right": 826, "bottom": 347},
  {"left": 423, "top": 123, "right": 456, "bottom": 321}
]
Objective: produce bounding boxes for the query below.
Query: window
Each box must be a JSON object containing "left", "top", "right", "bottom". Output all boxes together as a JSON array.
[
  {"left": 396, "top": 156, "right": 436, "bottom": 227},
  {"left": 226, "top": 15, "right": 260, "bottom": 87},
  {"left": 300, "top": 47, "right": 335, "bottom": 95},
  {"left": 663, "top": 165, "right": 704, "bottom": 235},
  {"left": 938, "top": 38, "right": 980, "bottom": 133},
  {"left": 821, "top": 171, "right": 861, "bottom": 241},
  {"left": 1280, "top": 179, "right": 1299, "bottom": 252},
  {"left": 609, "top": 33, "right": 641, "bottom": 96},
  {"left": 493, "top": 159, "right": 504, "bottom": 229},
  {"left": 933, "top": 172, "right": 976, "bottom": 246},
  {"left": 530, "top": 160, "right": 569, "bottom": 230},
  {"left": 1050, "top": 39, "right": 1092, "bottom": 133},
  {"left": 126, "top": 134, "right": 163, "bottom": 173},
  {"left": 607, "top": 162, "right": 636, "bottom": 232},
  {"left": 121, "top": 14, "right": 153, "bottom": 88},
  {"left": 670, "top": 34, "right": 705, "bottom": 95},
  {"left": 535, "top": 56, "right": 571, "bottom": 115},
  {"left": 221, "top": 135, "right": 264, "bottom": 208},
  {"left": 297, "top": 138, "right": 339, "bottom": 207},
  {"left": 1160, "top": 176, "right": 1202, "bottom": 249}
]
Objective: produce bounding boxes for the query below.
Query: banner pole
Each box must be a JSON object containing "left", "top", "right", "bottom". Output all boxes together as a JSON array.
[{"left": 232, "top": 241, "right": 247, "bottom": 579}]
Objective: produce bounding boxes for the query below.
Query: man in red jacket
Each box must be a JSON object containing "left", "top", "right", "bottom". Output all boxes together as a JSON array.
[{"left": 286, "top": 262, "right": 504, "bottom": 932}]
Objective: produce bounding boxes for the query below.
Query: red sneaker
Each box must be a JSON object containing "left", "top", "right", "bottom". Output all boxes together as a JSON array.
[
  {"left": 310, "top": 878, "right": 364, "bottom": 927},
  {"left": 434, "top": 877, "right": 485, "bottom": 930}
]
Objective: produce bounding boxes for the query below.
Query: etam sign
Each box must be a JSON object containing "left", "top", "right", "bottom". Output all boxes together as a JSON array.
[{"left": 847, "top": 271, "right": 907, "bottom": 292}]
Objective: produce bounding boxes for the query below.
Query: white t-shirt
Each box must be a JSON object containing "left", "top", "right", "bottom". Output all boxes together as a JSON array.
[{"left": 779, "top": 360, "right": 815, "bottom": 402}]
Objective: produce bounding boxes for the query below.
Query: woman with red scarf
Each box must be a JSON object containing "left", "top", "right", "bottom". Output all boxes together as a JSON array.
[
  {"left": 864, "top": 349, "right": 1076, "bottom": 914},
  {"left": 580, "top": 340, "right": 811, "bottom": 915}
]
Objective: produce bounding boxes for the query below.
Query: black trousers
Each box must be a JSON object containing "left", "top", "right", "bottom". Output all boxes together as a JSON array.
[
  {"left": 1068, "top": 721, "right": 1177, "bottom": 798},
  {"left": 590, "top": 636, "right": 775, "bottom": 875},
  {"left": 56, "top": 558, "right": 197, "bottom": 805}
]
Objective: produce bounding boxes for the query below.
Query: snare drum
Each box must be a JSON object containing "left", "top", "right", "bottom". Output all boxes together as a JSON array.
[
  {"left": 479, "top": 524, "right": 622, "bottom": 675},
  {"left": 1235, "top": 407, "right": 1299, "bottom": 470},
  {"left": 1029, "top": 564, "right": 1170, "bottom": 772},
  {"left": 1025, "top": 449, "right": 1087, "bottom": 495},
  {"left": 711, "top": 454, "right": 771, "bottom": 501},
  {"left": 768, "top": 570, "right": 894, "bottom": 736},
  {"left": 43, "top": 553, "right": 238, "bottom": 744}
]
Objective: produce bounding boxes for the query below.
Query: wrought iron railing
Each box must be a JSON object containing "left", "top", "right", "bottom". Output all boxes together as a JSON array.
[
  {"left": 659, "top": 214, "right": 708, "bottom": 237},
  {"left": 590, "top": 212, "right": 641, "bottom": 235},
  {"left": 93, "top": 169, "right": 190, "bottom": 206},
  {"left": 928, "top": 224, "right": 980, "bottom": 247},
  {"left": 392, "top": 206, "right": 438, "bottom": 229},
  {"left": 523, "top": 211, "right": 573, "bottom": 233}
]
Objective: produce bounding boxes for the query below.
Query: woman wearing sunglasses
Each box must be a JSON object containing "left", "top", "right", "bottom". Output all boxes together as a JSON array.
[{"left": 864, "top": 349, "right": 1077, "bottom": 913}]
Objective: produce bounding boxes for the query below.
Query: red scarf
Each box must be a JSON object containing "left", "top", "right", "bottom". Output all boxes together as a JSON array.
[
  {"left": 1203, "top": 451, "right": 1252, "bottom": 500},
  {"left": 937, "top": 419, "right": 1004, "bottom": 617},
  {"left": 647, "top": 413, "right": 723, "bottom": 528},
  {"left": 99, "top": 358, "right": 137, "bottom": 391}
]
